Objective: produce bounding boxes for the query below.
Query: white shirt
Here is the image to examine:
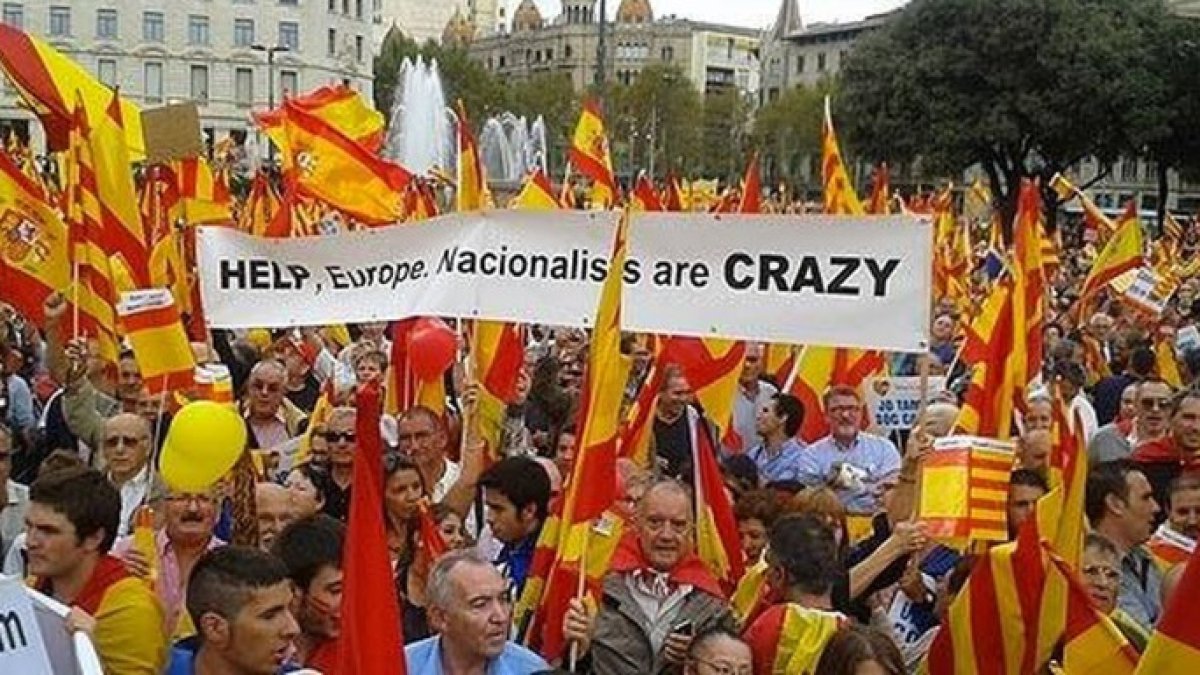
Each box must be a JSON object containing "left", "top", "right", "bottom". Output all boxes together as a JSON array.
[
  {"left": 111, "top": 465, "right": 151, "bottom": 537},
  {"left": 1070, "top": 393, "right": 1100, "bottom": 442}
]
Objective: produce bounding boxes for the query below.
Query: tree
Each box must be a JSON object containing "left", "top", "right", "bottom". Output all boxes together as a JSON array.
[
  {"left": 1140, "top": 15, "right": 1200, "bottom": 227},
  {"left": 839, "top": 0, "right": 1172, "bottom": 226},
  {"left": 701, "top": 88, "right": 754, "bottom": 180},
  {"left": 752, "top": 83, "right": 826, "bottom": 189},
  {"left": 507, "top": 73, "right": 580, "bottom": 174},
  {"left": 600, "top": 65, "right": 703, "bottom": 180}
]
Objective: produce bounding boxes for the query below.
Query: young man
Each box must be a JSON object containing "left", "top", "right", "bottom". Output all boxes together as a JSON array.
[
  {"left": 747, "top": 393, "right": 806, "bottom": 484},
  {"left": 27, "top": 466, "right": 166, "bottom": 673},
  {"left": 272, "top": 514, "right": 346, "bottom": 671},
  {"left": 405, "top": 548, "right": 549, "bottom": 674},
  {"left": 479, "top": 455, "right": 551, "bottom": 597},
  {"left": 1147, "top": 473, "right": 1200, "bottom": 565},
  {"left": 1007, "top": 469, "right": 1049, "bottom": 540},
  {"left": 167, "top": 546, "right": 301, "bottom": 675}
]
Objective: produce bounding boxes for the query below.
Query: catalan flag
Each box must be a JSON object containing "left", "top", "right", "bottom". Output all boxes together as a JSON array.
[
  {"left": 238, "top": 171, "right": 285, "bottom": 237},
  {"left": 1136, "top": 547, "right": 1200, "bottom": 674},
  {"left": 738, "top": 151, "right": 762, "bottom": 214},
  {"left": 88, "top": 89, "right": 150, "bottom": 288},
  {"left": 953, "top": 278, "right": 1018, "bottom": 439},
  {"left": 516, "top": 215, "right": 631, "bottom": 661},
  {"left": 1047, "top": 400, "right": 1088, "bottom": 567},
  {"left": 510, "top": 168, "right": 560, "bottom": 210},
  {"left": 1078, "top": 203, "right": 1144, "bottom": 314},
  {"left": 455, "top": 101, "right": 490, "bottom": 212},
  {"left": 258, "top": 83, "right": 385, "bottom": 154},
  {"left": 0, "top": 24, "right": 144, "bottom": 155},
  {"left": 1011, "top": 181, "right": 1046, "bottom": 401},
  {"left": 693, "top": 415, "right": 744, "bottom": 590},
  {"left": 745, "top": 604, "right": 847, "bottom": 675},
  {"left": 664, "top": 172, "right": 685, "bottom": 212},
  {"left": 117, "top": 289, "right": 196, "bottom": 395},
  {"left": 568, "top": 99, "right": 617, "bottom": 210},
  {"left": 787, "top": 346, "right": 838, "bottom": 442},
  {"left": 140, "top": 166, "right": 191, "bottom": 316},
  {"left": 617, "top": 353, "right": 665, "bottom": 470},
  {"left": 821, "top": 97, "right": 864, "bottom": 216},
  {"left": 918, "top": 436, "right": 1016, "bottom": 546},
  {"left": 170, "top": 156, "right": 233, "bottom": 226},
  {"left": 1053, "top": 552, "right": 1139, "bottom": 675}
]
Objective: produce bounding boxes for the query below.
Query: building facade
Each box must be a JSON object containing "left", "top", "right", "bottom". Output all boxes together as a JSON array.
[
  {"left": 0, "top": 0, "right": 374, "bottom": 153},
  {"left": 465, "top": 0, "right": 761, "bottom": 97},
  {"left": 373, "top": 0, "right": 505, "bottom": 50}
]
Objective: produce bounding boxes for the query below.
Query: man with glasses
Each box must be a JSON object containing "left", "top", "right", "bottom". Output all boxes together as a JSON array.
[
  {"left": 102, "top": 412, "right": 157, "bottom": 535},
  {"left": 1089, "top": 382, "right": 1155, "bottom": 464},
  {"left": 563, "top": 480, "right": 735, "bottom": 674},
  {"left": 684, "top": 627, "right": 753, "bottom": 675},
  {"left": 796, "top": 386, "right": 902, "bottom": 514},
  {"left": 1086, "top": 459, "right": 1163, "bottom": 632},
  {"left": 319, "top": 407, "right": 356, "bottom": 521},
  {"left": 244, "top": 360, "right": 308, "bottom": 451},
  {"left": 1133, "top": 389, "right": 1200, "bottom": 512},
  {"left": 398, "top": 405, "right": 456, "bottom": 502},
  {"left": 0, "top": 422, "right": 28, "bottom": 562},
  {"left": 114, "top": 485, "right": 224, "bottom": 637}
]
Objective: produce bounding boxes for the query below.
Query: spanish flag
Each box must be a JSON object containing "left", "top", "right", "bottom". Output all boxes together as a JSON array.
[
  {"left": 510, "top": 169, "right": 560, "bottom": 210},
  {"left": 472, "top": 320, "right": 524, "bottom": 461},
  {"left": 516, "top": 215, "right": 631, "bottom": 661},
  {"left": 455, "top": 101, "right": 490, "bottom": 212},
  {"left": 693, "top": 414, "right": 744, "bottom": 590},
  {"left": 663, "top": 337, "right": 746, "bottom": 448},
  {"left": 821, "top": 97, "right": 864, "bottom": 216},
  {"left": 617, "top": 343, "right": 666, "bottom": 469},
  {"left": 738, "top": 151, "right": 762, "bottom": 214},
  {"left": 170, "top": 156, "right": 233, "bottom": 226},
  {"left": 258, "top": 83, "right": 385, "bottom": 154},
  {"left": 0, "top": 149, "right": 73, "bottom": 325},
  {"left": 1136, "top": 547, "right": 1200, "bottom": 673},
  {"left": 787, "top": 346, "right": 838, "bottom": 442},
  {"left": 265, "top": 100, "right": 412, "bottom": 225},
  {"left": 118, "top": 289, "right": 196, "bottom": 395},
  {"left": 568, "top": 99, "right": 616, "bottom": 210},
  {"left": 0, "top": 24, "right": 144, "bottom": 155},
  {"left": 630, "top": 172, "right": 664, "bottom": 212},
  {"left": 1078, "top": 203, "right": 1144, "bottom": 313}
]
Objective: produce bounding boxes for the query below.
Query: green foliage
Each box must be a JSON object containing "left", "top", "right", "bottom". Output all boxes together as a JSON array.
[
  {"left": 752, "top": 82, "right": 829, "bottom": 188},
  {"left": 838, "top": 0, "right": 1182, "bottom": 219},
  {"left": 700, "top": 88, "right": 754, "bottom": 181},
  {"left": 602, "top": 64, "right": 703, "bottom": 179}
]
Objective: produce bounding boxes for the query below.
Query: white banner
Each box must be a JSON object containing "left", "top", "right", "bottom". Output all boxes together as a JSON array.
[
  {"left": 864, "top": 376, "right": 948, "bottom": 431},
  {"left": 197, "top": 211, "right": 933, "bottom": 351}
]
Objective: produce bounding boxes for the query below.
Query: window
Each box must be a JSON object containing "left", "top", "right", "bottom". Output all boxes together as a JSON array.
[
  {"left": 1121, "top": 157, "right": 1138, "bottom": 181},
  {"left": 144, "top": 62, "right": 163, "bottom": 103},
  {"left": 327, "top": 28, "right": 337, "bottom": 56},
  {"left": 190, "top": 65, "right": 209, "bottom": 102},
  {"left": 97, "top": 58, "right": 117, "bottom": 87},
  {"left": 343, "top": 0, "right": 350, "bottom": 15},
  {"left": 143, "top": 11, "right": 164, "bottom": 42},
  {"left": 279, "top": 21, "right": 299, "bottom": 51},
  {"left": 727, "top": 38, "right": 735, "bottom": 60},
  {"left": 328, "top": 0, "right": 336, "bottom": 11},
  {"left": 356, "top": 0, "right": 363, "bottom": 19},
  {"left": 235, "top": 67, "right": 254, "bottom": 107},
  {"left": 498, "top": 55, "right": 505, "bottom": 68},
  {"left": 188, "top": 15, "right": 210, "bottom": 46},
  {"left": 817, "top": 52, "right": 826, "bottom": 71},
  {"left": 546, "top": 48, "right": 553, "bottom": 61},
  {"left": 234, "top": 18, "right": 255, "bottom": 47},
  {"left": 96, "top": 8, "right": 117, "bottom": 39},
  {"left": 279, "top": 0, "right": 298, "bottom": 4},
  {"left": 565, "top": 44, "right": 573, "bottom": 59},
  {"left": 280, "top": 70, "right": 298, "bottom": 98},
  {"left": 796, "top": 55, "right": 805, "bottom": 73},
  {"left": 49, "top": 6, "right": 70, "bottom": 36},
  {"left": 2, "top": 3, "right": 23, "bottom": 29},
  {"left": 661, "top": 46, "right": 672, "bottom": 61},
  {"left": 355, "top": 35, "right": 364, "bottom": 63}
]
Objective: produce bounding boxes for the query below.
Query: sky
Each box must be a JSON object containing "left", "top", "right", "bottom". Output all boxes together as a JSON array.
[{"left": 530, "top": 0, "right": 908, "bottom": 30}]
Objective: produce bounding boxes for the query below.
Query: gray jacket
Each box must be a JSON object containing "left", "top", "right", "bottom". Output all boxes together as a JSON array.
[
  {"left": 1087, "top": 423, "right": 1133, "bottom": 465},
  {"left": 589, "top": 572, "right": 736, "bottom": 675}
]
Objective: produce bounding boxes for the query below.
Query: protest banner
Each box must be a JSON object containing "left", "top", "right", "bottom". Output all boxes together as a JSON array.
[
  {"left": 1112, "top": 266, "right": 1173, "bottom": 316},
  {"left": 196, "top": 211, "right": 933, "bottom": 352},
  {"left": 0, "top": 575, "right": 53, "bottom": 674},
  {"left": 864, "top": 376, "right": 947, "bottom": 431}
]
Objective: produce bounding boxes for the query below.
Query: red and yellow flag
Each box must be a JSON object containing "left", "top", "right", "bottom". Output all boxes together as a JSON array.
[
  {"left": 918, "top": 436, "right": 1016, "bottom": 546},
  {"left": 867, "top": 163, "right": 891, "bottom": 215},
  {"left": 455, "top": 101, "right": 490, "bottom": 212},
  {"left": 170, "top": 156, "right": 233, "bottom": 226},
  {"left": 258, "top": 83, "right": 385, "bottom": 154},
  {"left": 662, "top": 337, "right": 746, "bottom": 448},
  {"left": 117, "top": 289, "right": 196, "bottom": 394},
  {"left": 1157, "top": 334, "right": 1183, "bottom": 388},
  {"left": 693, "top": 414, "right": 744, "bottom": 590},
  {"left": 1011, "top": 181, "right": 1046, "bottom": 402},
  {"left": 238, "top": 171, "right": 285, "bottom": 237},
  {"left": 738, "top": 151, "right": 762, "bottom": 214},
  {"left": 0, "top": 150, "right": 74, "bottom": 326},
  {"left": 511, "top": 168, "right": 560, "bottom": 210},
  {"left": 821, "top": 97, "right": 864, "bottom": 216},
  {"left": 568, "top": 99, "right": 616, "bottom": 210},
  {"left": 630, "top": 173, "right": 664, "bottom": 212},
  {"left": 746, "top": 604, "right": 847, "bottom": 675},
  {"left": 0, "top": 24, "right": 144, "bottom": 154},
  {"left": 953, "top": 278, "right": 1018, "bottom": 439},
  {"left": 1078, "top": 202, "right": 1144, "bottom": 313},
  {"left": 1136, "top": 547, "right": 1200, "bottom": 673},
  {"left": 472, "top": 320, "right": 524, "bottom": 460}
]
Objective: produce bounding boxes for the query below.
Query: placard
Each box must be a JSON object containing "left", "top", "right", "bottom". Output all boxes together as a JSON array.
[
  {"left": 864, "top": 376, "right": 948, "bottom": 430},
  {"left": 0, "top": 576, "right": 53, "bottom": 674}
]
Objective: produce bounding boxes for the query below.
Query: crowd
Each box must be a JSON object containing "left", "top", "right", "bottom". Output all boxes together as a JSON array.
[{"left": 1, "top": 220, "right": 1198, "bottom": 674}]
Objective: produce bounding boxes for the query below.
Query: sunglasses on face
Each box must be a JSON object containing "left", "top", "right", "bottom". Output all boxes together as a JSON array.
[
  {"left": 104, "top": 435, "right": 146, "bottom": 448},
  {"left": 324, "top": 431, "right": 356, "bottom": 444},
  {"left": 1139, "top": 398, "right": 1171, "bottom": 411}
]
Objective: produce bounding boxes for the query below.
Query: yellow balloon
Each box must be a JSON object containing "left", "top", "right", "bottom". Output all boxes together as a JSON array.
[{"left": 160, "top": 400, "right": 247, "bottom": 492}]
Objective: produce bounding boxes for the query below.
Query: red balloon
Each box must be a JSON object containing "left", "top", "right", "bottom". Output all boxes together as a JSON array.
[{"left": 407, "top": 317, "right": 457, "bottom": 380}]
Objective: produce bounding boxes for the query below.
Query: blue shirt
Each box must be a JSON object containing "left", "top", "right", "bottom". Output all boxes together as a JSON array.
[
  {"left": 404, "top": 636, "right": 549, "bottom": 675},
  {"left": 747, "top": 438, "right": 807, "bottom": 484},
  {"left": 795, "top": 433, "right": 902, "bottom": 513},
  {"left": 165, "top": 637, "right": 302, "bottom": 674}
]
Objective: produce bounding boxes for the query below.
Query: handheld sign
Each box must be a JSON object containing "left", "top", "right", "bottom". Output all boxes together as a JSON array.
[
  {"left": 865, "top": 376, "right": 947, "bottom": 431},
  {"left": 0, "top": 576, "right": 53, "bottom": 674}
]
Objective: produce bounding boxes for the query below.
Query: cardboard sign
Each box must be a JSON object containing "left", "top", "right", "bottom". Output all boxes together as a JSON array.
[
  {"left": 141, "top": 103, "right": 204, "bottom": 164},
  {"left": 0, "top": 576, "right": 53, "bottom": 674},
  {"left": 1117, "top": 267, "right": 1174, "bottom": 317},
  {"left": 1178, "top": 325, "right": 1200, "bottom": 356},
  {"left": 865, "top": 376, "right": 947, "bottom": 431}
]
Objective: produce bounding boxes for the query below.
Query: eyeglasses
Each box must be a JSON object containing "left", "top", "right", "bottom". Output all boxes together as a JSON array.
[
  {"left": 104, "top": 435, "right": 147, "bottom": 448},
  {"left": 690, "top": 658, "right": 753, "bottom": 675},
  {"left": 1081, "top": 564, "right": 1120, "bottom": 583},
  {"left": 1138, "top": 398, "right": 1171, "bottom": 411},
  {"left": 323, "top": 431, "right": 356, "bottom": 444},
  {"left": 397, "top": 430, "right": 433, "bottom": 444}
]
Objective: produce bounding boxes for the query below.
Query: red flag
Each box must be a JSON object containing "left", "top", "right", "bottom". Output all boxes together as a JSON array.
[
  {"left": 334, "top": 383, "right": 406, "bottom": 675},
  {"left": 737, "top": 151, "right": 762, "bottom": 214},
  {"left": 693, "top": 418, "right": 744, "bottom": 590}
]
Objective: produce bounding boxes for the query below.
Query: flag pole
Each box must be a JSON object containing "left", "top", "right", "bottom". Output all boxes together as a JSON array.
[
  {"left": 568, "top": 524, "right": 591, "bottom": 672},
  {"left": 909, "top": 354, "right": 931, "bottom": 524},
  {"left": 781, "top": 345, "right": 808, "bottom": 393}
]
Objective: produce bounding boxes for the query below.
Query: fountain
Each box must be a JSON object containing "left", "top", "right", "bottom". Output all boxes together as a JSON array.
[
  {"left": 479, "top": 112, "right": 548, "bottom": 185},
  {"left": 383, "top": 56, "right": 453, "bottom": 176}
]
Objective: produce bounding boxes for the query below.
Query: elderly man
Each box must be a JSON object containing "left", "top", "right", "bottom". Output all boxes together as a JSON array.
[
  {"left": 399, "top": 406, "right": 458, "bottom": 502},
  {"left": 684, "top": 628, "right": 753, "bottom": 675},
  {"left": 244, "top": 360, "right": 307, "bottom": 451},
  {"left": 1133, "top": 389, "right": 1200, "bottom": 511},
  {"left": 256, "top": 482, "right": 297, "bottom": 551},
  {"left": 728, "top": 344, "right": 779, "bottom": 455},
  {"left": 114, "top": 485, "right": 224, "bottom": 638},
  {"left": 1090, "top": 379, "right": 1173, "bottom": 464},
  {"left": 796, "top": 386, "right": 902, "bottom": 514},
  {"left": 564, "top": 480, "right": 736, "bottom": 674},
  {"left": 1147, "top": 474, "right": 1200, "bottom": 566},
  {"left": 0, "top": 423, "right": 28, "bottom": 561},
  {"left": 1087, "top": 460, "right": 1163, "bottom": 632},
  {"left": 405, "top": 548, "right": 549, "bottom": 674},
  {"left": 101, "top": 413, "right": 157, "bottom": 536},
  {"left": 318, "top": 406, "right": 356, "bottom": 521},
  {"left": 652, "top": 365, "right": 705, "bottom": 480}
]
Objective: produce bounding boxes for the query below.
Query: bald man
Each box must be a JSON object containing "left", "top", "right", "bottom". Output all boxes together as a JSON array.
[
  {"left": 244, "top": 360, "right": 308, "bottom": 450},
  {"left": 921, "top": 402, "right": 960, "bottom": 438},
  {"left": 256, "top": 482, "right": 297, "bottom": 551},
  {"left": 102, "top": 413, "right": 156, "bottom": 535}
]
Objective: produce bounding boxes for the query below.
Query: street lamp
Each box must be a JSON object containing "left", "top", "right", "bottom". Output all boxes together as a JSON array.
[{"left": 251, "top": 43, "right": 289, "bottom": 164}]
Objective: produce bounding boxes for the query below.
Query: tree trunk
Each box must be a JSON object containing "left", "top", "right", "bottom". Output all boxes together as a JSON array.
[{"left": 1157, "top": 162, "right": 1170, "bottom": 236}]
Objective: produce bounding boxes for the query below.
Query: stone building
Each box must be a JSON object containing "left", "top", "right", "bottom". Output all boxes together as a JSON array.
[
  {"left": 372, "top": 0, "right": 506, "bottom": 50},
  {"left": 0, "top": 0, "right": 374, "bottom": 152}
]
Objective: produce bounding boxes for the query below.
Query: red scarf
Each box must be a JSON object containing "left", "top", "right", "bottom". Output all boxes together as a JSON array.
[
  {"left": 37, "top": 555, "right": 132, "bottom": 616},
  {"left": 608, "top": 532, "right": 726, "bottom": 600},
  {"left": 1132, "top": 436, "right": 1200, "bottom": 470}
]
